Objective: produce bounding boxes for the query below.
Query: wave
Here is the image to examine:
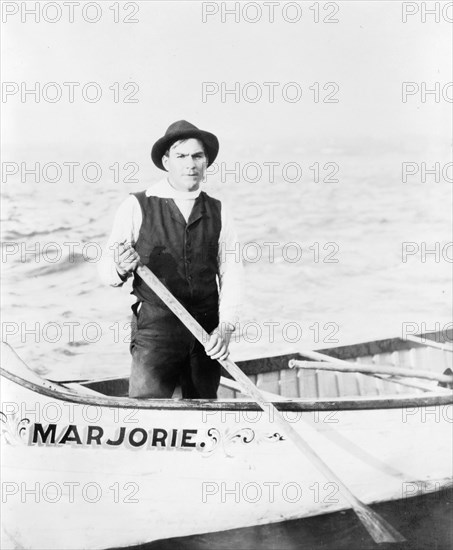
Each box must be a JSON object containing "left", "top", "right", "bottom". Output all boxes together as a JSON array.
[
  {"left": 28, "top": 252, "right": 88, "bottom": 277},
  {"left": 2, "top": 227, "right": 74, "bottom": 241}
]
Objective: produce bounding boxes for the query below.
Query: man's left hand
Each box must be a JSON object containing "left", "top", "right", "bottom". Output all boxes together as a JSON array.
[{"left": 205, "top": 325, "right": 234, "bottom": 361}]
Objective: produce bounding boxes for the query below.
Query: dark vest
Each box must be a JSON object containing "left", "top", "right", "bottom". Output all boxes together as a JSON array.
[{"left": 132, "top": 191, "right": 222, "bottom": 324}]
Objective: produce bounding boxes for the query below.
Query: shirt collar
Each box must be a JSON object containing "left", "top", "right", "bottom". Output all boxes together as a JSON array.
[{"left": 145, "top": 178, "right": 202, "bottom": 200}]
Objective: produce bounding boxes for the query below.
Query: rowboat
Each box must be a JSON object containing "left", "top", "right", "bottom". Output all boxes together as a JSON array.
[{"left": 1, "top": 330, "right": 452, "bottom": 549}]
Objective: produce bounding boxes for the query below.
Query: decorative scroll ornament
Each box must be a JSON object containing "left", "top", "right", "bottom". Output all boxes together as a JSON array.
[
  {"left": 197, "top": 427, "right": 284, "bottom": 457},
  {"left": 196, "top": 427, "right": 221, "bottom": 455},
  {"left": 222, "top": 427, "right": 255, "bottom": 457},
  {"left": 261, "top": 432, "right": 285, "bottom": 443},
  {"left": 0, "top": 412, "right": 30, "bottom": 446}
]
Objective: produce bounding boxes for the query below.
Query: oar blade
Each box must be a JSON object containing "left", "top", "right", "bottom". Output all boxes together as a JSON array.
[{"left": 355, "top": 503, "right": 406, "bottom": 543}]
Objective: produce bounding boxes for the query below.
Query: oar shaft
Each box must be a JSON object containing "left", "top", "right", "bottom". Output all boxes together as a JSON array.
[
  {"left": 293, "top": 348, "right": 453, "bottom": 391},
  {"left": 136, "top": 264, "right": 405, "bottom": 543},
  {"left": 220, "top": 377, "right": 289, "bottom": 401},
  {"left": 289, "top": 360, "right": 453, "bottom": 384},
  {"left": 222, "top": 359, "right": 378, "bottom": 509}
]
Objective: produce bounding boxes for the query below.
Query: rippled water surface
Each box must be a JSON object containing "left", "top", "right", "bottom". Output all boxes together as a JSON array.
[{"left": 1, "top": 145, "right": 451, "bottom": 379}]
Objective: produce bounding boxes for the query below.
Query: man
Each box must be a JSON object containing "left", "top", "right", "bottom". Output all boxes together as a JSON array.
[{"left": 99, "top": 120, "right": 242, "bottom": 399}]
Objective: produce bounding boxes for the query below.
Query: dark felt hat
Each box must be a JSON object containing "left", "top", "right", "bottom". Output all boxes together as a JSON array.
[{"left": 151, "top": 120, "right": 219, "bottom": 171}]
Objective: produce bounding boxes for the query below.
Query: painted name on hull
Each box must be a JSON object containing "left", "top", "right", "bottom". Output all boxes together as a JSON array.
[
  {"left": 29, "top": 423, "right": 202, "bottom": 451},
  {"left": 1, "top": 412, "right": 282, "bottom": 455}
]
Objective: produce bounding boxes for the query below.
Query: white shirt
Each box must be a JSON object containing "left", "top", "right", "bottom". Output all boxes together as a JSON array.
[{"left": 98, "top": 178, "right": 242, "bottom": 325}]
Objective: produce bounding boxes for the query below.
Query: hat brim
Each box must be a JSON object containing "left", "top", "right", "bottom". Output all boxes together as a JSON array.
[{"left": 151, "top": 129, "right": 219, "bottom": 171}]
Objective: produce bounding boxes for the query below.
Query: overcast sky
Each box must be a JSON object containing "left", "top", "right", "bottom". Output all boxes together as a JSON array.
[{"left": 2, "top": 1, "right": 452, "bottom": 156}]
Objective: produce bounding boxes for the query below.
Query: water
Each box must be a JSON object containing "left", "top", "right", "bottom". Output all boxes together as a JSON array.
[{"left": 1, "top": 143, "right": 451, "bottom": 379}]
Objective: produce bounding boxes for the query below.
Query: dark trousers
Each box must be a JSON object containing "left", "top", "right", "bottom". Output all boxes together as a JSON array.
[{"left": 129, "top": 301, "right": 221, "bottom": 399}]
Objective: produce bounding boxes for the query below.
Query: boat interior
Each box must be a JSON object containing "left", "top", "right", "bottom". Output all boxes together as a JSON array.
[
  {"left": 2, "top": 330, "right": 452, "bottom": 409},
  {"left": 59, "top": 330, "right": 453, "bottom": 401}
]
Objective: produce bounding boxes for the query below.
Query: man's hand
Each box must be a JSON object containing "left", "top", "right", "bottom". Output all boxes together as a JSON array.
[
  {"left": 114, "top": 241, "right": 140, "bottom": 277},
  {"left": 205, "top": 324, "right": 234, "bottom": 361}
]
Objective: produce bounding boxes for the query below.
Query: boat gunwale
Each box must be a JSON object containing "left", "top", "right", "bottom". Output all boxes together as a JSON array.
[{"left": 2, "top": 367, "right": 452, "bottom": 412}]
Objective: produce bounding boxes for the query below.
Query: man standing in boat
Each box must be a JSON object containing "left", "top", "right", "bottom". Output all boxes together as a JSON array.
[{"left": 99, "top": 120, "right": 242, "bottom": 399}]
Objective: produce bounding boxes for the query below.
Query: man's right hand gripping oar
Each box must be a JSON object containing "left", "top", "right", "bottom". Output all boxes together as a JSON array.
[{"left": 114, "top": 240, "right": 140, "bottom": 279}]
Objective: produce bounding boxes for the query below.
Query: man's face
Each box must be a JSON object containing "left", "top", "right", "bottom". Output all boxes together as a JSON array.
[{"left": 163, "top": 138, "right": 207, "bottom": 192}]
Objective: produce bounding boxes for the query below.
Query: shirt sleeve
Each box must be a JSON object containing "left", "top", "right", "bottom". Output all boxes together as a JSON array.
[
  {"left": 218, "top": 202, "right": 243, "bottom": 327},
  {"left": 98, "top": 195, "right": 142, "bottom": 287}
]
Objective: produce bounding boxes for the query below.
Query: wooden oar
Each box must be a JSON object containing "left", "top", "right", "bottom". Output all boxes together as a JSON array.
[
  {"left": 220, "top": 376, "right": 291, "bottom": 401},
  {"left": 289, "top": 359, "right": 453, "bottom": 385},
  {"left": 136, "top": 264, "right": 405, "bottom": 544},
  {"left": 289, "top": 348, "right": 453, "bottom": 392}
]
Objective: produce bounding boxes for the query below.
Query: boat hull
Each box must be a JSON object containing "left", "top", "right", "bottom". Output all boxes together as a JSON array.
[{"left": 1, "top": 372, "right": 452, "bottom": 550}]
